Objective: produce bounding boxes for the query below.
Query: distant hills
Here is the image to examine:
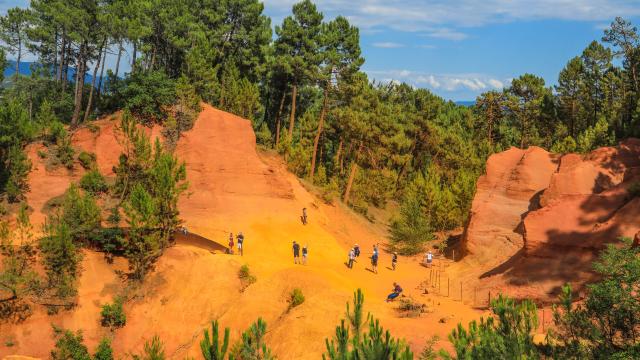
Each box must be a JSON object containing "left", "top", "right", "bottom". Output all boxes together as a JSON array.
[
  {"left": 454, "top": 100, "right": 475, "bottom": 107},
  {"left": 3, "top": 61, "right": 105, "bottom": 85}
]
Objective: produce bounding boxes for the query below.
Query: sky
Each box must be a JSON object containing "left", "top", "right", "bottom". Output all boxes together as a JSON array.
[{"left": 2, "top": 0, "right": 640, "bottom": 101}]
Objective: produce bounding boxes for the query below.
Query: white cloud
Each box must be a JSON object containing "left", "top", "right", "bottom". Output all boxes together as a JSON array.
[
  {"left": 366, "top": 69, "right": 507, "bottom": 92},
  {"left": 263, "top": 0, "right": 640, "bottom": 34},
  {"left": 372, "top": 42, "right": 405, "bottom": 48},
  {"left": 425, "top": 28, "right": 468, "bottom": 41}
]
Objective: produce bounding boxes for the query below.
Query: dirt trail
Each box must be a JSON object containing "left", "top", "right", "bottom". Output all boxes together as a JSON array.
[{"left": 1, "top": 105, "right": 485, "bottom": 359}]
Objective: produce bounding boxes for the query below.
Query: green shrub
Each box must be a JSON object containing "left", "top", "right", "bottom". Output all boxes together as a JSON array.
[
  {"left": 56, "top": 135, "right": 75, "bottom": 169},
  {"left": 48, "top": 120, "right": 67, "bottom": 144},
  {"left": 628, "top": 181, "right": 640, "bottom": 199},
  {"left": 78, "top": 151, "right": 96, "bottom": 170},
  {"left": 79, "top": 169, "right": 107, "bottom": 194},
  {"left": 5, "top": 146, "right": 32, "bottom": 203},
  {"left": 61, "top": 184, "right": 102, "bottom": 242},
  {"left": 50, "top": 327, "right": 91, "bottom": 360},
  {"left": 238, "top": 264, "right": 256, "bottom": 291},
  {"left": 101, "top": 297, "right": 126, "bottom": 329},
  {"left": 93, "top": 338, "right": 114, "bottom": 360},
  {"left": 288, "top": 288, "right": 305, "bottom": 310},
  {"left": 37, "top": 150, "right": 47, "bottom": 159},
  {"left": 116, "top": 70, "right": 177, "bottom": 124}
]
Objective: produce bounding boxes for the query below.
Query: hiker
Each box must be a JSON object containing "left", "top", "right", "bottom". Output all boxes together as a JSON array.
[
  {"left": 391, "top": 252, "right": 398, "bottom": 271},
  {"left": 424, "top": 250, "right": 433, "bottom": 267},
  {"left": 371, "top": 251, "right": 378, "bottom": 274},
  {"left": 228, "top": 233, "right": 234, "bottom": 254},
  {"left": 302, "top": 245, "right": 308, "bottom": 265},
  {"left": 354, "top": 244, "right": 361, "bottom": 258},
  {"left": 301, "top": 208, "right": 308, "bottom": 225},
  {"left": 348, "top": 248, "right": 355, "bottom": 269},
  {"left": 373, "top": 244, "right": 379, "bottom": 257},
  {"left": 293, "top": 241, "right": 301, "bottom": 264},
  {"left": 237, "top": 232, "right": 244, "bottom": 256},
  {"left": 181, "top": 226, "right": 188, "bottom": 235},
  {"left": 386, "top": 282, "right": 403, "bottom": 302}
]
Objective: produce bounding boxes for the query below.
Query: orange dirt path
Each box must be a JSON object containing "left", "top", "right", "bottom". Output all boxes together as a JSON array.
[{"left": 1, "top": 105, "right": 486, "bottom": 359}]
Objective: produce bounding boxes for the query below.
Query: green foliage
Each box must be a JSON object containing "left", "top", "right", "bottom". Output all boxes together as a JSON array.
[
  {"left": 50, "top": 327, "right": 91, "bottom": 360},
  {"left": 79, "top": 169, "right": 108, "bottom": 195},
  {"left": 549, "top": 238, "right": 640, "bottom": 359},
  {"left": 61, "top": 184, "right": 102, "bottom": 243},
  {"left": 124, "top": 183, "right": 161, "bottom": 281},
  {"left": 78, "top": 151, "right": 97, "bottom": 170},
  {"left": 231, "top": 318, "right": 275, "bottom": 360},
  {"left": 201, "top": 320, "right": 230, "bottom": 360},
  {"left": 135, "top": 336, "right": 166, "bottom": 360},
  {"left": 628, "top": 181, "right": 640, "bottom": 198},
  {"left": 238, "top": 264, "right": 257, "bottom": 290},
  {"left": 101, "top": 297, "right": 126, "bottom": 329},
  {"left": 115, "top": 70, "right": 176, "bottom": 124},
  {"left": 39, "top": 218, "right": 81, "bottom": 299},
  {"left": 323, "top": 289, "right": 413, "bottom": 360},
  {"left": 255, "top": 122, "right": 273, "bottom": 148},
  {"left": 576, "top": 117, "right": 615, "bottom": 153},
  {"left": 551, "top": 136, "right": 578, "bottom": 154},
  {"left": 5, "top": 146, "right": 32, "bottom": 203},
  {"left": 289, "top": 288, "right": 305, "bottom": 309},
  {"left": 94, "top": 338, "right": 114, "bottom": 360},
  {"left": 55, "top": 134, "right": 76, "bottom": 169},
  {"left": 0, "top": 48, "right": 5, "bottom": 83},
  {"left": 445, "top": 295, "right": 539, "bottom": 360}
]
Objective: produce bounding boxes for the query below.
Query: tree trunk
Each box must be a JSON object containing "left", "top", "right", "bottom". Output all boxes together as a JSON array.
[
  {"left": 131, "top": 41, "right": 137, "bottom": 72},
  {"left": 335, "top": 139, "right": 343, "bottom": 172},
  {"left": 275, "top": 89, "right": 286, "bottom": 147},
  {"left": 83, "top": 40, "right": 106, "bottom": 123},
  {"left": 310, "top": 86, "right": 329, "bottom": 179},
  {"left": 71, "top": 42, "right": 87, "bottom": 127},
  {"left": 57, "top": 33, "right": 66, "bottom": 82},
  {"left": 287, "top": 83, "right": 298, "bottom": 139},
  {"left": 62, "top": 41, "right": 71, "bottom": 93},
  {"left": 343, "top": 142, "right": 363, "bottom": 204},
  {"left": 114, "top": 41, "right": 123, "bottom": 79},
  {"left": 96, "top": 46, "right": 107, "bottom": 100},
  {"left": 15, "top": 39, "right": 21, "bottom": 80},
  {"left": 53, "top": 31, "right": 59, "bottom": 80}
]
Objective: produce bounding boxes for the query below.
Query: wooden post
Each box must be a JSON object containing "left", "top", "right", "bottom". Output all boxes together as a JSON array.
[
  {"left": 452, "top": 250, "right": 455, "bottom": 262},
  {"left": 488, "top": 291, "right": 491, "bottom": 307}
]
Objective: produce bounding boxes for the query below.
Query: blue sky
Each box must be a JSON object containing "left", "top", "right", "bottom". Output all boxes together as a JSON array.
[{"left": 3, "top": 0, "right": 640, "bottom": 100}]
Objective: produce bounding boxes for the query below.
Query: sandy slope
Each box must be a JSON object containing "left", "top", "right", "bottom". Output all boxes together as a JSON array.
[{"left": 1, "top": 105, "right": 485, "bottom": 358}]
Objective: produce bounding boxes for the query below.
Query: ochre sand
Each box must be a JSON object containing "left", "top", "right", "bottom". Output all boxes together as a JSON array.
[{"left": 1, "top": 105, "right": 486, "bottom": 359}]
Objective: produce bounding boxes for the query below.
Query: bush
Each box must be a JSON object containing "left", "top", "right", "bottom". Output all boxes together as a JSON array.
[
  {"left": 101, "top": 297, "right": 126, "bottom": 329},
  {"left": 93, "top": 338, "right": 114, "bottom": 360},
  {"left": 238, "top": 264, "right": 256, "bottom": 291},
  {"left": 116, "top": 70, "right": 176, "bottom": 124},
  {"left": 50, "top": 327, "right": 91, "bottom": 360},
  {"left": 61, "top": 184, "right": 101, "bottom": 242},
  {"left": 55, "top": 135, "right": 75, "bottom": 169},
  {"left": 78, "top": 151, "right": 96, "bottom": 170},
  {"left": 288, "top": 288, "right": 305, "bottom": 310},
  {"left": 79, "top": 169, "right": 107, "bottom": 195},
  {"left": 47, "top": 120, "right": 67, "bottom": 144},
  {"left": 5, "top": 146, "right": 32, "bottom": 203},
  {"left": 628, "top": 181, "right": 640, "bottom": 199}
]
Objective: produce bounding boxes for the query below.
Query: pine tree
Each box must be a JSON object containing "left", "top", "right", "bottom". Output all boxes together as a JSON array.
[
  {"left": 201, "top": 320, "right": 231, "bottom": 360},
  {"left": 0, "top": 7, "right": 31, "bottom": 81}
]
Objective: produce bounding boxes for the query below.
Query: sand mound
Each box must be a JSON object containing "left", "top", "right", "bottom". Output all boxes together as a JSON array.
[{"left": 462, "top": 139, "right": 640, "bottom": 302}]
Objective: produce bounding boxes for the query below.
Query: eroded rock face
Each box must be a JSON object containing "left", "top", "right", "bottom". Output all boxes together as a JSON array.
[
  {"left": 463, "top": 146, "right": 558, "bottom": 266},
  {"left": 524, "top": 139, "right": 640, "bottom": 258},
  {"left": 463, "top": 139, "right": 640, "bottom": 302}
]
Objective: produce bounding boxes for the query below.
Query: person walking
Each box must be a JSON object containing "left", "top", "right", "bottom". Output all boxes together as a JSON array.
[
  {"left": 228, "top": 233, "right": 234, "bottom": 254},
  {"left": 354, "top": 244, "right": 360, "bottom": 259},
  {"left": 293, "top": 241, "right": 301, "bottom": 264},
  {"left": 302, "top": 245, "right": 308, "bottom": 265},
  {"left": 237, "top": 232, "right": 244, "bottom": 256},
  {"left": 426, "top": 250, "right": 433, "bottom": 268},
  {"left": 348, "top": 248, "right": 355, "bottom": 269},
  {"left": 301, "top": 208, "right": 308, "bottom": 225},
  {"left": 371, "top": 251, "right": 378, "bottom": 274},
  {"left": 391, "top": 252, "right": 398, "bottom": 271}
]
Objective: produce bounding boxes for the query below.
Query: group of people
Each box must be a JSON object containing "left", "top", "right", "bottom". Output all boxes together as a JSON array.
[
  {"left": 292, "top": 241, "right": 308, "bottom": 265},
  {"left": 228, "top": 232, "right": 245, "bottom": 256},
  {"left": 346, "top": 244, "right": 399, "bottom": 274}
]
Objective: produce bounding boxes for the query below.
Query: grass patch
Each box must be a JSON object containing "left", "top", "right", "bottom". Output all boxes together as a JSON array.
[
  {"left": 288, "top": 288, "right": 305, "bottom": 311},
  {"left": 238, "top": 264, "right": 256, "bottom": 292},
  {"left": 396, "top": 297, "right": 427, "bottom": 318},
  {"left": 101, "top": 297, "right": 126, "bottom": 329}
]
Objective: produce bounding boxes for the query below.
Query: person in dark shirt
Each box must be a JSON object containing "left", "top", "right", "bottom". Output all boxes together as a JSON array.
[
  {"left": 293, "top": 241, "right": 301, "bottom": 264},
  {"left": 386, "top": 282, "right": 403, "bottom": 302}
]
